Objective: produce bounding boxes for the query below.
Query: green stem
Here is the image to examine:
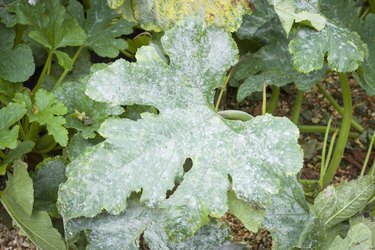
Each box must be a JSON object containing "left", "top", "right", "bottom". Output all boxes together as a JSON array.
[
  {"left": 361, "top": 132, "right": 375, "bottom": 176},
  {"left": 26, "top": 122, "right": 39, "bottom": 142},
  {"left": 0, "top": 94, "right": 10, "bottom": 105},
  {"left": 320, "top": 129, "right": 339, "bottom": 189},
  {"left": 54, "top": 46, "right": 84, "bottom": 90},
  {"left": 0, "top": 151, "right": 6, "bottom": 160},
  {"left": 322, "top": 73, "right": 352, "bottom": 187},
  {"left": 35, "top": 141, "right": 57, "bottom": 154},
  {"left": 316, "top": 84, "right": 364, "bottom": 133},
  {"left": 291, "top": 90, "right": 304, "bottom": 124},
  {"left": 266, "top": 86, "right": 280, "bottom": 114},
  {"left": 215, "top": 69, "right": 233, "bottom": 112},
  {"left": 297, "top": 125, "right": 359, "bottom": 138},
  {"left": 13, "top": 24, "right": 25, "bottom": 46},
  {"left": 18, "top": 121, "right": 26, "bottom": 139},
  {"left": 320, "top": 118, "right": 333, "bottom": 180},
  {"left": 262, "top": 81, "right": 266, "bottom": 115},
  {"left": 120, "top": 49, "right": 135, "bottom": 59},
  {"left": 370, "top": 160, "right": 375, "bottom": 176},
  {"left": 32, "top": 51, "right": 53, "bottom": 94}
]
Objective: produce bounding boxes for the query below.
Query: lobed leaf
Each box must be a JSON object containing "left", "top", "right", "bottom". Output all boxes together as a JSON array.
[
  {"left": 0, "top": 24, "right": 34, "bottom": 82},
  {"left": 328, "top": 223, "right": 373, "bottom": 250},
  {"left": 108, "top": 0, "right": 252, "bottom": 32},
  {"left": 312, "top": 176, "right": 375, "bottom": 229},
  {"left": 58, "top": 18, "right": 304, "bottom": 243},
  {"left": 0, "top": 161, "right": 66, "bottom": 250},
  {"left": 14, "top": 89, "right": 68, "bottom": 146},
  {"left": 0, "top": 102, "right": 27, "bottom": 150},
  {"left": 67, "top": 0, "right": 133, "bottom": 58}
]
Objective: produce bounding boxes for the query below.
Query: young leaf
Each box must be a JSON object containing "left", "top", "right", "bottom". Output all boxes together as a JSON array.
[
  {"left": 54, "top": 80, "right": 124, "bottom": 139},
  {"left": 14, "top": 89, "right": 68, "bottom": 146},
  {"left": 65, "top": 199, "right": 232, "bottom": 249},
  {"left": 67, "top": 0, "right": 134, "bottom": 58},
  {"left": 0, "top": 102, "right": 26, "bottom": 150},
  {"left": 0, "top": 161, "right": 66, "bottom": 250},
  {"left": 268, "top": 0, "right": 326, "bottom": 34},
  {"left": 33, "top": 157, "right": 66, "bottom": 217},
  {"left": 108, "top": 0, "right": 252, "bottom": 32},
  {"left": 58, "top": 18, "right": 304, "bottom": 242},
  {"left": 0, "top": 141, "right": 35, "bottom": 175},
  {"left": 328, "top": 223, "right": 373, "bottom": 250},
  {"left": 0, "top": 24, "right": 34, "bottom": 82},
  {"left": 312, "top": 176, "right": 375, "bottom": 229}
]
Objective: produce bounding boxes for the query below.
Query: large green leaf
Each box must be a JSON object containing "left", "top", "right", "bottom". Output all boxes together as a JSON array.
[
  {"left": 65, "top": 199, "right": 233, "bottom": 249},
  {"left": 108, "top": 0, "right": 252, "bottom": 32},
  {"left": 267, "top": 0, "right": 326, "bottom": 34},
  {"left": 312, "top": 176, "right": 375, "bottom": 229},
  {"left": 0, "top": 24, "right": 34, "bottom": 82},
  {"left": 54, "top": 80, "right": 123, "bottom": 139},
  {"left": 233, "top": 41, "right": 326, "bottom": 101},
  {"left": 0, "top": 161, "right": 65, "bottom": 250},
  {"left": 58, "top": 18, "right": 304, "bottom": 242},
  {"left": 67, "top": 0, "right": 133, "bottom": 58},
  {"left": 0, "top": 102, "right": 26, "bottom": 150},
  {"left": 14, "top": 89, "right": 68, "bottom": 146},
  {"left": 12, "top": 0, "right": 86, "bottom": 50}
]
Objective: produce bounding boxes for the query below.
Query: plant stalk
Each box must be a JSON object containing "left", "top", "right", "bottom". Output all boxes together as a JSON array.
[
  {"left": 54, "top": 46, "right": 84, "bottom": 90},
  {"left": 32, "top": 51, "right": 53, "bottom": 94},
  {"left": 322, "top": 73, "right": 352, "bottom": 187},
  {"left": 298, "top": 125, "right": 359, "bottom": 138},
  {"left": 14, "top": 24, "right": 25, "bottom": 46},
  {"left": 316, "top": 83, "right": 364, "bottom": 133},
  {"left": 291, "top": 90, "right": 304, "bottom": 124},
  {"left": 262, "top": 81, "right": 266, "bottom": 115},
  {"left": 266, "top": 86, "right": 279, "bottom": 114},
  {"left": 215, "top": 69, "right": 233, "bottom": 112},
  {"left": 360, "top": 132, "right": 375, "bottom": 176}
]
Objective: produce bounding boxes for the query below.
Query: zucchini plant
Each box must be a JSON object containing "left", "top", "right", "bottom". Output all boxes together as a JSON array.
[{"left": 0, "top": 0, "right": 374, "bottom": 249}]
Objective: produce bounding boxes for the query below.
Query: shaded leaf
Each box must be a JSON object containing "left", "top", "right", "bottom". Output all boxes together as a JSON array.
[
  {"left": 268, "top": 0, "right": 326, "bottom": 34},
  {"left": 67, "top": 0, "right": 133, "bottom": 58},
  {"left": 54, "top": 80, "right": 124, "bottom": 139},
  {"left": 227, "top": 190, "right": 265, "bottom": 232},
  {"left": 14, "top": 89, "right": 68, "bottom": 146},
  {"left": 0, "top": 141, "right": 35, "bottom": 175},
  {"left": 33, "top": 157, "right": 66, "bottom": 217},
  {"left": 0, "top": 24, "right": 34, "bottom": 82},
  {"left": 312, "top": 176, "right": 375, "bottom": 229},
  {"left": 0, "top": 102, "right": 26, "bottom": 150},
  {"left": 58, "top": 18, "right": 304, "bottom": 244},
  {"left": 328, "top": 223, "right": 373, "bottom": 250},
  {"left": 108, "top": 0, "right": 252, "bottom": 32},
  {"left": 0, "top": 161, "right": 66, "bottom": 249},
  {"left": 66, "top": 133, "right": 103, "bottom": 161}
]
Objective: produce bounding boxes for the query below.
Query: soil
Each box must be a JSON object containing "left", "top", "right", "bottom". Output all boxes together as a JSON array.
[{"left": 0, "top": 74, "right": 374, "bottom": 249}]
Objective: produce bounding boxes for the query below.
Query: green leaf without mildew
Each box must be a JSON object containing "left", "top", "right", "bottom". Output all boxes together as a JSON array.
[
  {"left": 0, "top": 102, "right": 26, "bottom": 150},
  {"left": 0, "top": 24, "right": 34, "bottom": 82},
  {"left": 0, "top": 161, "right": 65, "bottom": 250},
  {"left": 268, "top": 0, "right": 326, "bottom": 34},
  {"left": 54, "top": 80, "right": 124, "bottom": 139},
  {"left": 58, "top": 18, "right": 304, "bottom": 244},
  {"left": 312, "top": 176, "right": 375, "bottom": 229},
  {"left": 14, "top": 89, "right": 68, "bottom": 146},
  {"left": 108, "top": 0, "right": 252, "bottom": 32},
  {"left": 67, "top": 0, "right": 133, "bottom": 58}
]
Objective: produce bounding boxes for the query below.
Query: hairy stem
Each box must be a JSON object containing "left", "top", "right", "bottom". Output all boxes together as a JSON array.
[
  {"left": 266, "top": 86, "right": 280, "bottom": 114},
  {"left": 316, "top": 83, "right": 364, "bottom": 133},
  {"left": 32, "top": 51, "right": 53, "bottom": 94},
  {"left": 54, "top": 46, "right": 84, "bottom": 90},
  {"left": 14, "top": 24, "right": 25, "bottom": 46},
  {"left": 298, "top": 125, "right": 358, "bottom": 138},
  {"left": 361, "top": 132, "right": 375, "bottom": 176},
  {"left": 291, "top": 90, "right": 304, "bottom": 124},
  {"left": 322, "top": 73, "right": 352, "bottom": 187},
  {"left": 215, "top": 69, "right": 233, "bottom": 112}
]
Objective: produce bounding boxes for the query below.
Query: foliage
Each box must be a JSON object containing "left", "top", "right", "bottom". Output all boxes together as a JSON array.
[{"left": 0, "top": 0, "right": 374, "bottom": 249}]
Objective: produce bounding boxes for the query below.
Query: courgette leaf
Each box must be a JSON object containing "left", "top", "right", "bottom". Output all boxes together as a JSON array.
[
  {"left": 312, "top": 176, "right": 375, "bottom": 229},
  {"left": 107, "top": 0, "right": 252, "bottom": 32},
  {"left": 0, "top": 24, "right": 34, "bottom": 82},
  {"left": 67, "top": 0, "right": 133, "bottom": 58},
  {"left": 58, "top": 18, "right": 304, "bottom": 244},
  {"left": 65, "top": 199, "right": 233, "bottom": 249},
  {"left": 0, "top": 161, "right": 65, "bottom": 250},
  {"left": 328, "top": 223, "right": 373, "bottom": 250}
]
